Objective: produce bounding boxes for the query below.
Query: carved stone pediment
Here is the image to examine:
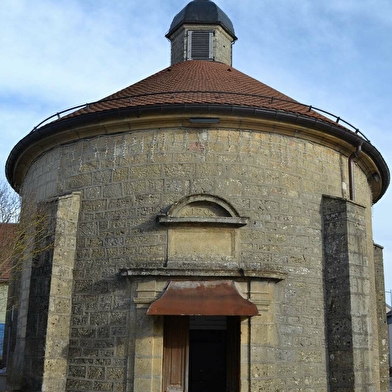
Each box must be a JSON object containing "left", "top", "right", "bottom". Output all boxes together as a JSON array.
[{"left": 158, "top": 194, "right": 249, "bottom": 268}]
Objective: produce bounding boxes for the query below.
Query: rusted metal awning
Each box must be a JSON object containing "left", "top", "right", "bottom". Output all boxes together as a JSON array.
[{"left": 147, "top": 280, "right": 258, "bottom": 316}]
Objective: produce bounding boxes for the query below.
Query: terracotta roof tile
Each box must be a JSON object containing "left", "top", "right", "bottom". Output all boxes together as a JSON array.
[{"left": 66, "top": 60, "right": 329, "bottom": 122}]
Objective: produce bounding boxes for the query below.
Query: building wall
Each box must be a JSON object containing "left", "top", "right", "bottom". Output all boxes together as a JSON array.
[
  {"left": 5, "top": 193, "right": 81, "bottom": 392},
  {"left": 374, "top": 244, "right": 390, "bottom": 389},
  {"left": 0, "top": 284, "right": 8, "bottom": 361},
  {"left": 0, "top": 285, "right": 8, "bottom": 329},
  {"left": 15, "top": 123, "right": 382, "bottom": 391},
  {"left": 323, "top": 197, "right": 383, "bottom": 390}
]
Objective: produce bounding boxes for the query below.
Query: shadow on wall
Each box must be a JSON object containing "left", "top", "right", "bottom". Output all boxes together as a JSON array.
[{"left": 63, "top": 273, "right": 135, "bottom": 392}]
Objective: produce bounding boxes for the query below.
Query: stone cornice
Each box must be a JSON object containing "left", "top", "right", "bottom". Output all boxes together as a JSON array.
[
  {"left": 119, "top": 266, "right": 287, "bottom": 281},
  {"left": 6, "top": 104, "right": 389, "bottom": 202}
]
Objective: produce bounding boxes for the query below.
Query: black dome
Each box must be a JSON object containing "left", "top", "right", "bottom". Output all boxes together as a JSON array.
[{"left": 166, "top": 0, "right": 236, "bottom": 39}]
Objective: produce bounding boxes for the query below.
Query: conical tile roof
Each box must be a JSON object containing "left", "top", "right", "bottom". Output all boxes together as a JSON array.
[
  {"left": 65, "top": 60, "right": 329, "bottom": 122},
  {"left": 6, "top": 60, "right": 389, "bottom": 201}
]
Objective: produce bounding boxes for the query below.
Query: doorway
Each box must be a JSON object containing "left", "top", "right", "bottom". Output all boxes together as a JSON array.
[
  {"left": 163, "top": 316, "right": 240, "bottom": 392},
  {"left": 189, "top": 316, "right": 227, "bottom": 392}
]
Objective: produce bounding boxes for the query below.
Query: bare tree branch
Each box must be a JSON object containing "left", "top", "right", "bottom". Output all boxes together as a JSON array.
[
  {"left": 0, "top": 181, "right": 54, "bottom": 283},
  {"left": 0, "top": 181, "right": 20, "bottom": 224}
]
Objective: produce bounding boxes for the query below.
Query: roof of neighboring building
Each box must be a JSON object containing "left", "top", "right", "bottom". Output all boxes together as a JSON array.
[
  {"left": 167, "top": 0, "right": 236, "bottom": 39},
  {"left": 0, "top": 223, "right": 17, "bottom": 281}
]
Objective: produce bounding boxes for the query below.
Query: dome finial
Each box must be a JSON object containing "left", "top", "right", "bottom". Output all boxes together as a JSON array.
[{"left": 167, "top": 0, "right": 236, "bottom": 40}]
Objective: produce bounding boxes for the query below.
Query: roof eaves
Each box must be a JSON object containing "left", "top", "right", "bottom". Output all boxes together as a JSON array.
[
  {"left": 166, "top": 20, "right": 237, "bottom": 40},
  {"left": 6, "top": 103, "right": 389, "bottom": 201}
]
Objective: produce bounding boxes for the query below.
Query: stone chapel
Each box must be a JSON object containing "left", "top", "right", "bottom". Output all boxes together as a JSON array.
[{"left": 4, "top": 0, "right": 390, "bottom": 391}]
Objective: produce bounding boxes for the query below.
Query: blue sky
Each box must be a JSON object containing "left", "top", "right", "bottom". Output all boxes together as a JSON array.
[{"left": 2, "top": 0, "right": 392, "bottom": 295}]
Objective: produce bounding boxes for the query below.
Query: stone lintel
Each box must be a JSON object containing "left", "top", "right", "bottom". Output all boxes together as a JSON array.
[
  {"left": 119, "top": 267, "right": 286, "bottom": 281},
  {"left": 158, "top": 216, "right": 249, "bottom": 227}
]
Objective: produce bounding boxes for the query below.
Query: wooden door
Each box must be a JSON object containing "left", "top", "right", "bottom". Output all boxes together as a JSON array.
[{"left": 163, "top": 316, "right": 189, "bottom": 392}]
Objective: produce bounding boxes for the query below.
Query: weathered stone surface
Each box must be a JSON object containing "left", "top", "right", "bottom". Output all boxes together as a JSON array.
[{"left": 6, "top": 124, "right": 386, "bottom": 392}]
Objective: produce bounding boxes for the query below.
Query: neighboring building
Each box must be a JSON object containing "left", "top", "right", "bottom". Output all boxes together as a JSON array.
[
  {"left": 0, "top": 223, "right": 16, "bottom": 391},
  {"left": 387, "top": 305, "right": 392, "bottom": 374},
  {"left": 4, "top": 1, "right": 390, "bottom": 391},
  {"left": 0, "top": 224, "right": 16, "bottom": 363}
]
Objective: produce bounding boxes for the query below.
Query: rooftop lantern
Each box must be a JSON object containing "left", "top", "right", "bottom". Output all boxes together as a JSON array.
[{"left": 166, "top": 0, "right": 237, "bottom": 66}]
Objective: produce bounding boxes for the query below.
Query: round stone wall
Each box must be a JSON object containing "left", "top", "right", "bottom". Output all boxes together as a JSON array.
[
  {"left": 21, "top": 125, "right": 374, "bottom": 300},
  {"left": 20, "top": 125, "right": 375, "bottom": 390}
]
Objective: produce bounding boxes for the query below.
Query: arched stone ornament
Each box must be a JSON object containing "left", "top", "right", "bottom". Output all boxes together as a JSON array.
[
  {"left": 158, "top": 193, "right": 249, "bottom": 226},
  {"left": 158, "top": 194, "right": 249, "bottom": 268}
]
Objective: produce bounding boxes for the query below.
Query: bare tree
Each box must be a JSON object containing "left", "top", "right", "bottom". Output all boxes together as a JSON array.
[
  {"left": 0, "top": 181, "right": 20, "bottom": 224},
  {"left": 0, "top": 180, "right": 20, "bottom": 368},
  {"left": 0, "top": 181, "right": 55, "bottom": 370},
  {"left": 0, "top": 179, "right": 54, "bottom": 280},
  {"left": 0, "top": 180, "right": 20, "bottom": 284}
]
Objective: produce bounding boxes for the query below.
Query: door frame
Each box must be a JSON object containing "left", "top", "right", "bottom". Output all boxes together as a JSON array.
[{"left": 162, "top": 316, "right": 240, "bottom": 392}]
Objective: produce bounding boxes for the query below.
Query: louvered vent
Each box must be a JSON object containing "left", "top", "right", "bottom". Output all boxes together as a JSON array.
[{"left": 188, "top": 31, "right": 213, "bottom": 60}]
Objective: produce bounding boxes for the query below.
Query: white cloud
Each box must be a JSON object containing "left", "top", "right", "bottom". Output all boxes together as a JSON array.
[
  {"left": 1, "top": 0, "right": 171, "bottom": 105},
  {"left": 1, "top": 0, "right": 392, "bottom": 290}
]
